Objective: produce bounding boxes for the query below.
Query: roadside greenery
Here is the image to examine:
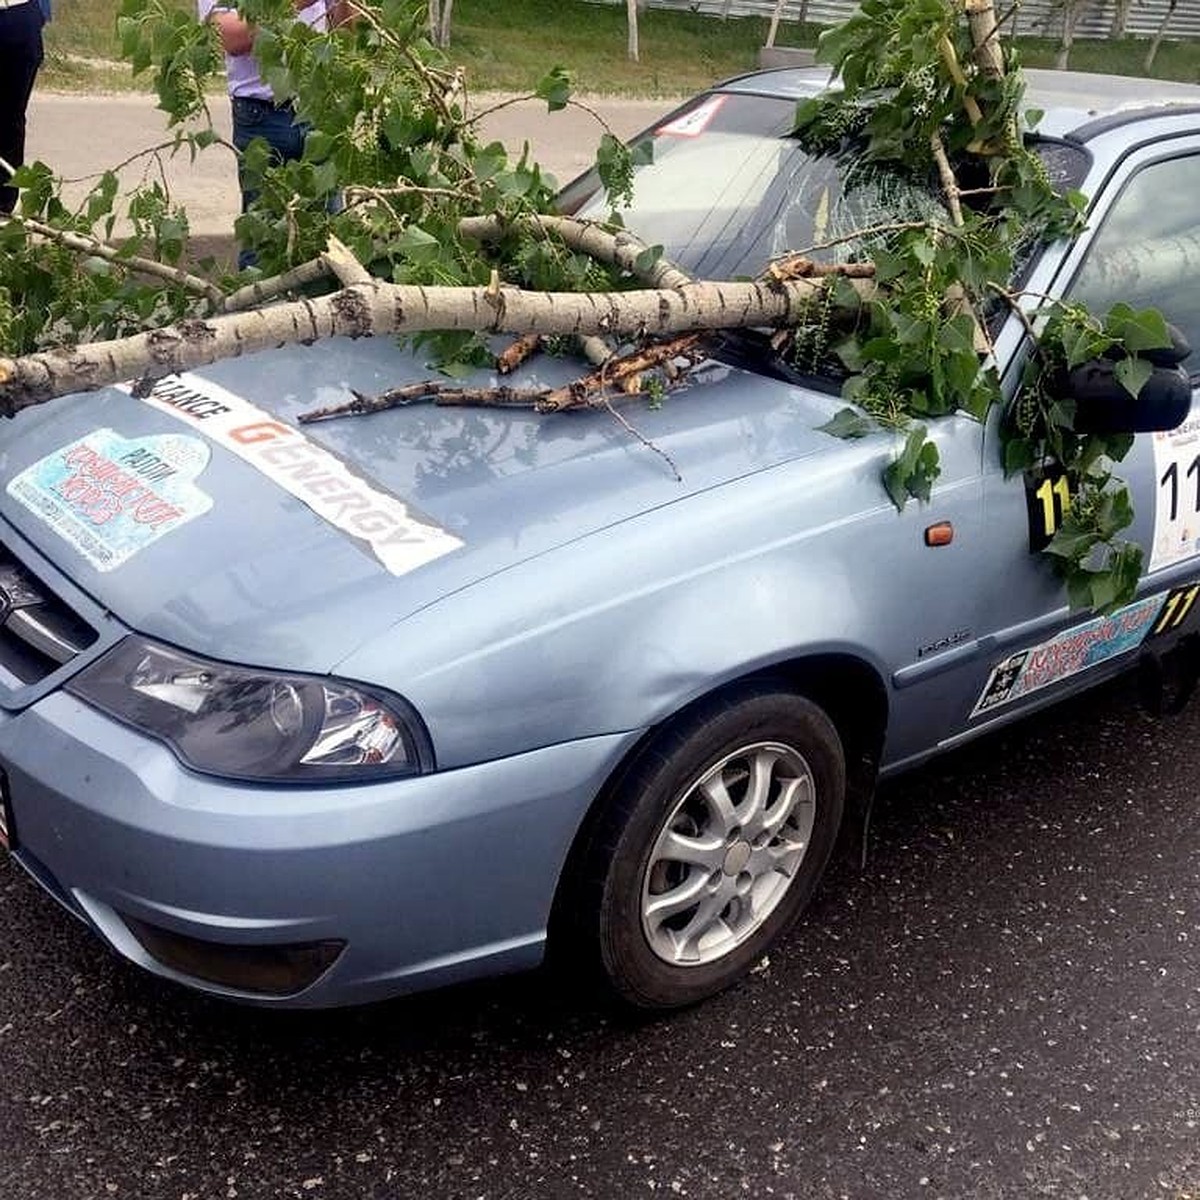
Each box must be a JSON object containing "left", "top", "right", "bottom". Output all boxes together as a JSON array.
[{"left": 40, "top": 0, "right": 1200, "bottom": 94}]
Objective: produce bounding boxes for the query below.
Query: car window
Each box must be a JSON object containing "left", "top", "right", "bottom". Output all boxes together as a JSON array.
[
  {"left": 558, "top": 92, "right": 945, "bottom": 282},
  {"left": 1069, "top": 153, "right": 1200, "bottom": 372}
]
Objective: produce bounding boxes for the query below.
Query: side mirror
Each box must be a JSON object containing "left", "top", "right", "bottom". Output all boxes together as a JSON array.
[{"left": 1067, "top": 323, "right": 1192, "bottom": 435}]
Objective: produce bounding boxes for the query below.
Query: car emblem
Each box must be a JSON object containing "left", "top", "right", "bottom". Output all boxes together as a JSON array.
[{"left": 0, "top": 563, "right": 46, "bottom": 624}]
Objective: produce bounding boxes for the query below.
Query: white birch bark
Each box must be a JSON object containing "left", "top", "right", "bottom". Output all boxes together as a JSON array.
[
  {"left": 0, "top": 275, "right": 873, "bottom": 415},
  {"left": 627, "top": 0, "right": 640, "bottom": 62},
  {"left": 766, "top": 0, "right": 788, "bottom": 48}
]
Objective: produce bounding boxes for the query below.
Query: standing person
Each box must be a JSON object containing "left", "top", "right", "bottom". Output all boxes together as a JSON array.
[
  {"left": 0, "top": 0, "right": 46, "bottom": 215},
  {"left": 199, "top": 0, "right": 335, "bottom": 267}
]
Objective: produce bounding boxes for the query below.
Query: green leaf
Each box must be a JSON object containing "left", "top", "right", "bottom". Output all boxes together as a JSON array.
[
  {"left": 633, "top": 245, "right": 664, "bottom": 275},
  {"left": 1104, "top": 303, "right": 1171, "bottom": 354},
  {"left": 304, "top": 130, "right": 336, "bottom": 162},
  {"left": 818, "top": 407, "right": 874, "bottom": 439},
  {"left": 396, "top": 225, "right": 441, "bottom": 264},
  {"left": 629, "top": 139, "right": 655, "bottom": 167},
  {"left": 535, "top": 66, "right": 572, "bottom": 112},
  {"left": 1113, "top": 355, "right": 1153, "bottom": 398},
  {"left": 883, "top": 425, "right": 940, "bottom": 510}
]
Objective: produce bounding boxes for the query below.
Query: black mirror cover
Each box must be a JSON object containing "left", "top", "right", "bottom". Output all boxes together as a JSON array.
[{"left": 1067, "top": 359, "right": 1192, "bottom": 434}]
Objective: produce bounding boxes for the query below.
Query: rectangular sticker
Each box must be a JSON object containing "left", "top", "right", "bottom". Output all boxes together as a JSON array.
[
  {"left": 132, "top": 373, "right": 463, "bottom": 577},
  {"left": 1150, "top": 403, "right": 1200, "bottom": 573},
  {"left": 971, "top": 593, "right": 1165, "bottom": 718},
  {"left": 658, "top": 95, "right": 726, "bottom": 138},
  {"left": 6, "top": 429, "right": 213, "bottom": 572}
]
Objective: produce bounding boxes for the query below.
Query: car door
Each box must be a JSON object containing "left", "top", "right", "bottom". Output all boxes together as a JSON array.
[{"left": 968, "top": 134, "right": 1200, "bottom": 730}]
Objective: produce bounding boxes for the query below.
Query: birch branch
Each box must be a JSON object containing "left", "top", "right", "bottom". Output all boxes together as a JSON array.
[
  {"left": 458, "top": 214, "right": 694, "bottom": 289},
  {"left": 222, "top": 257, "right": 332, "bottom": 312},
  {"left": 0, "top": 274, "right": 873, "bottom": 415},
  {"left": 963, "top": 0, "right": 1005, "bottom": 79},
  {"left": 2, "top": 215, "right": 224, "bottom": 306}
]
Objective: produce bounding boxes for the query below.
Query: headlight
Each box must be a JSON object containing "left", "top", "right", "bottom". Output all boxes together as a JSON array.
[{"left": 67, "top": 638, "right": 431, "bottom": 783}]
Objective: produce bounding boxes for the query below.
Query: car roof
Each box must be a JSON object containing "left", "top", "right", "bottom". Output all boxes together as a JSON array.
[{"left": 717, "top": 65, "right": 1200, "bottom": 142}]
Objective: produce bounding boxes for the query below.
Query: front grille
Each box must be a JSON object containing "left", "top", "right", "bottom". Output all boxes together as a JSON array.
[{"left": 0, "top": 545, "right": 97, "bottom": 684}]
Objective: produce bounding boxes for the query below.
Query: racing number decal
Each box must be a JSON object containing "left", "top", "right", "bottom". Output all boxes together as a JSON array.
[
  {"left": 1148, "top": 583, "right": 1200, "bottom": 638},
  {"left": 1159, "top": 453, "right": 1200, "bottom": 523},
  {"left": 1025, "top": 465, "right": 1073, "bottom": 552}
]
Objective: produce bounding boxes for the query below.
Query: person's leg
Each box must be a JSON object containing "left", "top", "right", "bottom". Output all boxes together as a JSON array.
[
  {"left": 0, "top": 3, "right": 46, "bottom": 214},
  {"left": 230, "top": 97, "right": 308, "bottom": 269}
]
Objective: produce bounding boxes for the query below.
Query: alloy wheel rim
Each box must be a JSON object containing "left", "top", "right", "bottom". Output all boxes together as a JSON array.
[{"left": 639, "top": 740, "right": 817, "bottom": 967}]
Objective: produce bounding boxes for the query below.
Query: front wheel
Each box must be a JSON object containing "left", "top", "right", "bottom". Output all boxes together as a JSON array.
[{"left": 578, "top": 686, "right": 846, "bottom": 1010}]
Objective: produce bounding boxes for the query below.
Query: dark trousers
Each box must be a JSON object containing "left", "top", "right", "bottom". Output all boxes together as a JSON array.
[
  {"left": 0, "top": 1, "right": 44, "bottom": 214},
  {"left": 230, "top": 95, "right": 308, "bottom": 269}
]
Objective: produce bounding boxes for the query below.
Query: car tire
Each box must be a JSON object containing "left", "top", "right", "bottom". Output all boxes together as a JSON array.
[{"left": 578, "top": 685, "right": 845, "bottom": 1010}]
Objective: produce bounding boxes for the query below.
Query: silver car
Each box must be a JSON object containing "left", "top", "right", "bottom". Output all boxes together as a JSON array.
[{"left": 2, "top": 68, "right": 1199, "bottom": 1009}]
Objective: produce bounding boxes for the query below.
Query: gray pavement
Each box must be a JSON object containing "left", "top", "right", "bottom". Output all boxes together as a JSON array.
[
  {"left": 26, "top": 91, "right": 671, "bottom": 252},
  {"left": 1, "top": 673, "right": 1198, "bottom": 1199}
]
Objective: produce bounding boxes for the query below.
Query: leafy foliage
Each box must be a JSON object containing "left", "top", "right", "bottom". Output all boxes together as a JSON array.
[
  {"left": 1003, "top": 302, "right": 1175, "bottom": 611},
  {"left": 1, "top": 0, "right": 644, "bottom": 365},
  {"left": 795, "top": 0, "right": 1160, "bottom": 612}
]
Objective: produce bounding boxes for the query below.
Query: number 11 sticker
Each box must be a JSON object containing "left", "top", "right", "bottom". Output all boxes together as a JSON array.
[{"left": 1150, "top": 403, "right": 1200, "bottom": 572}]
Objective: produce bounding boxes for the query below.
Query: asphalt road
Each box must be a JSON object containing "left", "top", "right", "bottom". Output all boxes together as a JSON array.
[
  {"left": 1, "top": 672, "right": 1197, "bottom": 1200},
  {"left": 26, "top": 91, "right": 671, "bottom": 257}
]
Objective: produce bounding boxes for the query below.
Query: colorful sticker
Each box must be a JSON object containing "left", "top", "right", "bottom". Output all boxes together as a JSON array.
[
  {"left": 1149, "top": 402, "right": 1200, "bottom": 572},
  {"left": 6, "top": 429, "right": 212, "bottom": 572},
  {"left": 130, "top": 373, "right": 463, "bottom": 576},
  {"left": 971, "top": 593, "right": 1164, "bottom": 718},
  {"left": 657, "top": 95, "right": 726, "bottom": 138}
]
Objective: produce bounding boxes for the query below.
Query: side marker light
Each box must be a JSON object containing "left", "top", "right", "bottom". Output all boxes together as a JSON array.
[{"left": 925, "top": 522, "right": 954, "bottom": 547}]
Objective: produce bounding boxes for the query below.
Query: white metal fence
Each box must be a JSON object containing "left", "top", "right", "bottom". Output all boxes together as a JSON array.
[{"left": 599, "top": 1, "right": 1200, "bottom": 41}]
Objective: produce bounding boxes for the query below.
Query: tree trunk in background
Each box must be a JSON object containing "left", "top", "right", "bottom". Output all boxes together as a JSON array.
[
  {"left": 627, "top": 0, "right": 640, "bottom": 62},
  {"left": 436, "top": 0, "right": 453, "bottom": 48},
  {"left": 1109, "top": 0, "right": 1132, "bottom": 38},
  {"left": 1145, "top": 0, "right": 1179, "bottom": 69},
  {"left": 1054, "top": 0, "right": 1088, "bottom": 70},
  {"left": 766, "top": 0, "right": 788, "bottom": 47}
]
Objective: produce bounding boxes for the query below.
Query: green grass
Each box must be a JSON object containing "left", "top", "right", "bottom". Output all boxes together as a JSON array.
[
  {"left": 39, "top": 0, "right": 1200, "bottom": 96},
  {"left": 1017, "top": 35, "right": 1200, "bottom": 81}
]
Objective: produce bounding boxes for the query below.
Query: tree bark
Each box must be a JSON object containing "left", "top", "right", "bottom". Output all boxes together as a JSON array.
[
  {"left": 0, "top": 275, "right": 873, "bottom": 415},
  {"left": 963, "top": 0, "right": 1004, "bottom": 79},
  {"left": 627, "top": 0, "right": 640, "bottom": 62},
  {"left": 1054, "top": 0, "right": 1088, "bottom": 70},
  {"left": 436, "top": 0, "right": 453, "bottom": 49},
  {"left": 766, "top": 0, "right": 788, "bottom": 48},
  {"left": 1109, "top": 0, "right": 1131, "bottom": 38},
  {"left": 1145, "top": 0, "right": 1179, "bottom": 71}
]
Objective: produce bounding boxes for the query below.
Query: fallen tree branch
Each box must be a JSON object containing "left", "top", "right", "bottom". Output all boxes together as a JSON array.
[
  {"left": 222, "top": 257, "right": 332, "bottom": 312},
  {"left": 2, "top": 214, "right": 224, "bottom": 306},
  {"left": 299, "top": 380, "right": 549, "bottom": 421},
  {"left": 963, "top": 0, "right": 1005, "bottom": 78},
  {"left": 1, "top": 273, "right": 872, "bottom": 414},
  {"left": 496, "top": 333, "right": 544, "bottom": 373},
  {"left": 930, "top": 132, "right": 965, "bottom": 227},
  {"left": 321, "top": 235, "right": 374, "bottom": 286},
  {"left": 540, "top": 333, "right": 706, "bottom": 412},
  {"left": 459, "top": 214, "right": 693, "bottom": 289}
]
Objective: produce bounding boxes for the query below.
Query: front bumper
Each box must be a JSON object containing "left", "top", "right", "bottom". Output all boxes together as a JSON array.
[{"left": 0, "top": 692, "right": 635, "bottom": 1007}]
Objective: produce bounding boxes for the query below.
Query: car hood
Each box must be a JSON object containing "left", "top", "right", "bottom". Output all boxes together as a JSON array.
[{"left": 0, "top": 336, "right": 845, "bottom": 672}]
